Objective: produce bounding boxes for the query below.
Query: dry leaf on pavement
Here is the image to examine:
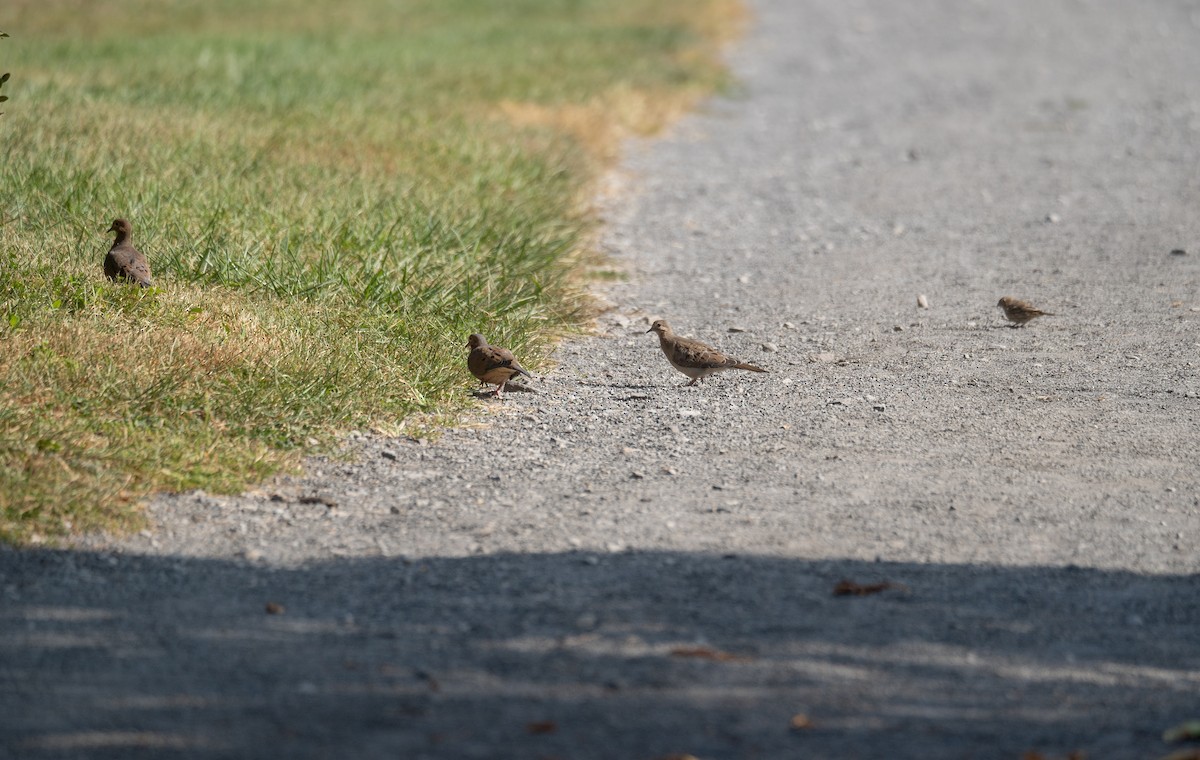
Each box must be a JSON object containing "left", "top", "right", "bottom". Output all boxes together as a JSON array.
[
  {"left": 833, "top": 579, "right": 909, "bottom": 596},
  {"left": 669, "top": 645, "right": 750, "bottom": 662}
]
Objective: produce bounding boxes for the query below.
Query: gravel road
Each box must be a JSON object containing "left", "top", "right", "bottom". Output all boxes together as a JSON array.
[{"left": 4, "top": 1, "right": 1200, "bottom": 758}]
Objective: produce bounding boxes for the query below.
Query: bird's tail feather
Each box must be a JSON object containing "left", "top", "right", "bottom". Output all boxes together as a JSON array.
[{"left": 733, "top": 363, "right": 767, "bottom": 373}]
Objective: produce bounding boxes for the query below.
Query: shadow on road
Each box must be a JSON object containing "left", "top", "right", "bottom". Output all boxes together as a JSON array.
[{"left": 2, "top": 548, "right": 1196, "bottom": 759}]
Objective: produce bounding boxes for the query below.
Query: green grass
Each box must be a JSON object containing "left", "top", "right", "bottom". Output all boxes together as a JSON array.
[{"left": 0, "top": 0, "right": 741, "bottom": 543}]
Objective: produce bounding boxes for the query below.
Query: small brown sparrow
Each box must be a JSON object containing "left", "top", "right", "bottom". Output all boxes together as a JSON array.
[
  {"left": 997, "top": 296, "right": 1053, "bottom": 327},
  {"left": 466, "top": 334, "right": 532, "bottom": 397},
  {"left": 646, "top": 319, "right": 767, "bottom": 386}
]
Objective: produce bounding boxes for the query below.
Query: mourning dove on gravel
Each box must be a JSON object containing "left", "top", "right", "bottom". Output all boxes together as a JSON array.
[
  {"left": 103, "top": 218, "right": 152, "bottom": 287},
  {"left": 467, "top": 334, "right": 532, "bottom": 397},
  {"left": 646, "top": 319, "right": 767, "bottom": 386},
  {"left": 997, "top": 296, "right": 1053, "bottom": 326}
]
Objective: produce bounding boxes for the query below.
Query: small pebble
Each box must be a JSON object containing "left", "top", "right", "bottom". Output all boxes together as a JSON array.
[
  {"left": 917, "top": 294, "right": 929, "bottom": 309},
  {"left": 381, "top": 450, "right": 397, "bottom": 461},
  {"left": 299, "top": 494, "right": 338, "bottom": 508},
  {"left": 727, "top": 326, "right": 746, "bottom": 333},
  {"left": 1170, "top": 248, "right": 1187, "bottom": 256},
  {"left": 761, "top": 342, "right": 779, "bottom": 353},
  {"left": 790, "top": 713, "right": 814, "bottom": 731},
  {"left": 575, "top": 613, "right": 598, "bottom": 629}
]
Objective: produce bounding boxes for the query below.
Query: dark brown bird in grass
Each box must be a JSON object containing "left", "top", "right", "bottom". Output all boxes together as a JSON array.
[
  {"left": 467, "top": 334, "right": 532, "bottom": 398},
  {"left": 646, "top": 319, "right": 767, "bottom": 386},
  {"left": 997, "top": 296, "right": 1053, "bottom": 326},
  {"left": 103, "top": 218, "right": 152, "bottom": 287}
]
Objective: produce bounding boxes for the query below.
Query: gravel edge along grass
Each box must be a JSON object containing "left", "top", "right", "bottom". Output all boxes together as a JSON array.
[{"left": 0, "top": 0, "right": 745, "bottom": 544}]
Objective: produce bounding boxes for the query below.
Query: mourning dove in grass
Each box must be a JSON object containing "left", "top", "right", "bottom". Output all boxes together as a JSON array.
[
  {"left": 646, "top": 319, "right": 767, "bottom": 386},
  {"left": 103, "top": 218, "right": 152, "bottom": 287},
  {"left": 997, "top": 296, "right": 1053, "bottom": 327},
  {"left": 467, "top": 334, "right": 532, "bottom": 397}
]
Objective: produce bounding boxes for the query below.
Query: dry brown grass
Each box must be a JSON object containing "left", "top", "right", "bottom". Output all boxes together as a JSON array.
[{"left": 497, "top": 0, "right": 745, "bottom": 169}]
